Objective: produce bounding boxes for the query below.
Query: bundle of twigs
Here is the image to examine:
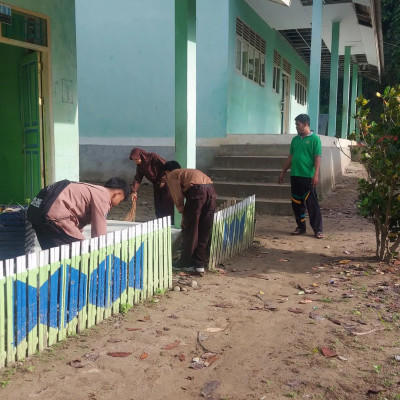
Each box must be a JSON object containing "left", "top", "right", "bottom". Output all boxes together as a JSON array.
[{"left": 124, "top": 197, "right": 137, "bottom": 222}]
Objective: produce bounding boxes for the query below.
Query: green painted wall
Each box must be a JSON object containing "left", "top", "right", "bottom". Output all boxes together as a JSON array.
[
  {"left": 227, "top": 0, "right": 309, "bottom": 134},
  {"left": 0, "top": 43, "right": 25, "bottom": 203},
  {"left": 197, "top": 0, "right": 229, "bottom": 139},
  {"left": 6, "top": 0, "right": 79, "bottom": 183}
]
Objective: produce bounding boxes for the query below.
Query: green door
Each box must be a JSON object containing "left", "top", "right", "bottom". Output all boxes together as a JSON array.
[{"left": 19, "top": 51, "right": 43, "bottom": 200}]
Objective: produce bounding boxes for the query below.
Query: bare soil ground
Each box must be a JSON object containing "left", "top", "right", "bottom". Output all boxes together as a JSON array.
[{"left": 2, "top": 162, "right": 400, "bottom": 400}]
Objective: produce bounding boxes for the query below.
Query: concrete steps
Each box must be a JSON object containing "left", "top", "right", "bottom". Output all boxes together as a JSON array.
[
  {"left": 213, "top": 181, "right": 290, "bottom": 199},
  {"left": 218, "top": 144, "right": 290, "bottom": 156},
  {"left": 210, "top": 143, "right": 292, "bottom": 215},
  {"left": 213, "top": 155, "right": 286, "bottom": 169},
  {"left": 209, "top": 167, "right": 287, "bottom": 183}
]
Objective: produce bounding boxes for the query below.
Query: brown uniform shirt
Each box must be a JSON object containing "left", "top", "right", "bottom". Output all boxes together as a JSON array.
[
  {"left": 166, "top": 169, "right": 212, "bottom": 213},
  {"left": 129, "top": 148, "right": 167, "bottom": 192},
  {"left": 47, "top": 183, "right": 111, "bottom": 240}
]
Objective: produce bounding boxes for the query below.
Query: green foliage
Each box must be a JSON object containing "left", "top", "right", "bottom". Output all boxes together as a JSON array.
[
  {"left": 119, "top": 303, "right": 132, "bottom": 314},
  {"left": 355, "top": 87, "right": 400, "bottom": 262}
]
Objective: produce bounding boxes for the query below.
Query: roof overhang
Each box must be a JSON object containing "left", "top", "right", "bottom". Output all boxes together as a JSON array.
[{"left": 245, "top": 0, "right": 384, "bottom": 81}]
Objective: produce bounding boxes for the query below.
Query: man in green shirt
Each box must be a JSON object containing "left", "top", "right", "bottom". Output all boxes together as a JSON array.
[{"left": 278, "top": 114, "right": 323, "bottom": 239}]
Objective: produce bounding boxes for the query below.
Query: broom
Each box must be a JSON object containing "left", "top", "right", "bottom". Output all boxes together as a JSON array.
[{"left": 124, "top": 196, "right": 137, "bottom": 222}]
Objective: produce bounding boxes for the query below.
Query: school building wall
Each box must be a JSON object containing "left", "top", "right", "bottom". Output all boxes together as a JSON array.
[
  {"left": 77, "top": 0, "right": 314, "bottom": 184},
  {"left": 227, "top": 0, "right": 309, "bottom": 135}
]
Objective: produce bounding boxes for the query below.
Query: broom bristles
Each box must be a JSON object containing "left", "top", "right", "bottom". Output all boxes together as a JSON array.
[{"left": 124, "top": 198, "right": 137, "bottom": 222}]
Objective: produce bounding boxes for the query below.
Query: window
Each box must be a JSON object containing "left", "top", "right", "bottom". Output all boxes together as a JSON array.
[
  {"left": 235, "top": 18, "right": 266, "bottom": 87},
  {"left": 295, "top": 70, "right": 307, "bottom": 106},
  {"left": 273, "top": 50, "right": 281, "bottom": 93}
]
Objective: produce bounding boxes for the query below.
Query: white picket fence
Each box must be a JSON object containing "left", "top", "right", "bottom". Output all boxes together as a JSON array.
[
  {"left": 0, "top": 217, "right": 172, "bottom": 368},
  {"left": 209, "top": 195, "right": 256, "bottom": 269}
]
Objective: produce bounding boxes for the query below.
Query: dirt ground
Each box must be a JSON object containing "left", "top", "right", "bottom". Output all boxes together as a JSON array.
[{"left": 2, "top": 162, "right": 400, "bottom": 400}]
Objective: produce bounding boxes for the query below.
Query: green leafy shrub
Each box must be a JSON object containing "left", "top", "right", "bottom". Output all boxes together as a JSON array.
[{"left": 354, "top": 86, "right": 400, "bottom": 261}]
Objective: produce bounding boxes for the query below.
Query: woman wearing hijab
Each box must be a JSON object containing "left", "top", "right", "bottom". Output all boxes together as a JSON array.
[{"left": 129, "top": 148, "right": 175, "bottom": 223}]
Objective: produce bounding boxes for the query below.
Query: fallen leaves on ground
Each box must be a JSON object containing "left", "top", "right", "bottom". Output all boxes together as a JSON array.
[
  {"left": 214, "top": 303, "right": 233, "bottom": 308},
  {"left": 321, "top": 346, "right": 337, "bottom": 358},
  {"left": 137, "top": 316, "right": 150, "bottom": 322},
  {"left": 163, "top": 340, "right": 180, "bottom": 350},
  {"left": 68, "top": 359, "right": 85, "bottom": 368},
  {"left": 107, "top": 352, "right": 132, "bottom": 357},
  {"left": 288, "top": 308, "right": 304, "bottom": 314},
  {"left": 139, "top": 352, "right": 148, "bottom": 360}
]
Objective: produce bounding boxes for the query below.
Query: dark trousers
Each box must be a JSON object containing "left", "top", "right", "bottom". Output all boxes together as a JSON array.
[
  {"left": 291, "top": 176, "right": 323, "bottom": 233},
  {"left": 33, "top": 219, "right": 80, "bottom": 250},
  {"left": 153, "top": 184, "right": 175, "bottom": 224},
  {"left": 179, "top": 184, "right": 217, "bottom": 269}
]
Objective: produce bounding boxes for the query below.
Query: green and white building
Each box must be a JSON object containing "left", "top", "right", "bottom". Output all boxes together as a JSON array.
[
  {"left": 77, "top": 0, "right": 383, "bottom": 188},
  {"left": 0, "top": 0, "right": 79, "bottom": 204},
  {"left": 0, "top": 0, "right": 383, "bottom": 206}
]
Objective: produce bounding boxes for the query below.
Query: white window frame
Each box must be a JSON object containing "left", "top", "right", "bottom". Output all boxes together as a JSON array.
[
  {"left": 273, "top": 63, "right": 280, "bottom": 93},
  {"left": 295, "top": 78, "right": 307, "bottom": 106}
]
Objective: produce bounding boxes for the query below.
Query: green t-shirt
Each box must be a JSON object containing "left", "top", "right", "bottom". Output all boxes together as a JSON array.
[{"left": 290, "top": 133, "right": 322, "bottom": 178}]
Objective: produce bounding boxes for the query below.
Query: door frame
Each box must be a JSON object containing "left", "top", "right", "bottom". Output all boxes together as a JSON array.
[
  {"left": 0, "top": 4, "right": 54, "bottom": 186},
  {"left": 280, "top": 73, "right": 291, "bottom": 134}
]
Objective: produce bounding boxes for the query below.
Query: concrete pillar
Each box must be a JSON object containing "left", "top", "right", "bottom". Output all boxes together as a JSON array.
[
  {"left": 327, "top": 21, "right": 340, "bottom": 137},
  {"left": 349, "top": 64, "right": 358, "bottom": 135},
  {"left": 175, "top": 0, "right": 196, "bottom": 169},
  {"left": 341, "top": 46, "right": 351, "bottom": 138},
  {"left": 308, "top": 0, "right": 323, "bottom": 132},
  {"left": 175, "top": 0, "right": 196, "bottom": 227}
]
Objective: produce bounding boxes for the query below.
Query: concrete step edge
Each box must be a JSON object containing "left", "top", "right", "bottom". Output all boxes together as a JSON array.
[
  {"left": 214, "top": 181, "right": 290, "bottom": 187},
  {"left": 209, "top": 167, "right": 286, "bottom": 172},
  {"left": 215, "top": 155, "right": 287, "bottom": 159}
]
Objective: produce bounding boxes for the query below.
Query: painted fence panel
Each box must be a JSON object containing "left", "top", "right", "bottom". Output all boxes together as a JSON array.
[
  {"left": 209, "top": 195, "right": 255, "bottom": 270},
  {"left": 0, "top": 218, "right": 172, "bottom": 368}
]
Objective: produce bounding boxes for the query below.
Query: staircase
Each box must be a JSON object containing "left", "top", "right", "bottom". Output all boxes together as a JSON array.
[{"left": 209, "top": 144, "right": 292, "bottom": 215}]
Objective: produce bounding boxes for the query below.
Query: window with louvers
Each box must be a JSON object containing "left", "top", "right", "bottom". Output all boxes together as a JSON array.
[
  {"left": 235, "top": 18, "right": 266, "bottom": 87},
  {"left": 295, "top": 70, "right": 307, "bottom": 106}
]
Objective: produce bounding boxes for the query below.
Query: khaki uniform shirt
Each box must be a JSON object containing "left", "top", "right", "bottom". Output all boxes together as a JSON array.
[
  {"left": 47, "top": 183, "right": 111, "bottom": 239},
  {"left": 166, "top": 169, "right": 212, "bottom": 213}
]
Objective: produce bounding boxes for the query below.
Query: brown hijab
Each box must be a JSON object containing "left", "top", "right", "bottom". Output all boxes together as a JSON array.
[{"left": 129, "top": 148, "right": 167, "bottom": 191}]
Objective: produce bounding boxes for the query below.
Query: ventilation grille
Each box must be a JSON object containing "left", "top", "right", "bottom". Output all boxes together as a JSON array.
[
  {"left": 283, "top": 59, "right": 291, "bottom": 74},
  {"left": 236, "top": 18, "right": 266, "bottom": 54},
  {"left": 295, "top": 70, "right": 307, "bottom": 86},
  {"left": 274, "top": 50, "right": 281, "bottom": 66}
]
